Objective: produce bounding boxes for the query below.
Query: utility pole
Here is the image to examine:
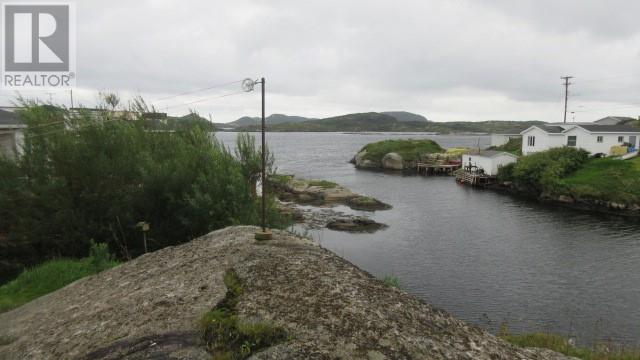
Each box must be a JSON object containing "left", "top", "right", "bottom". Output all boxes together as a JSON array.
[
  {"left": 69, "top": 89, "right": 74, "bottom": 109},
  {"left": 246, "top": 77, "right": 272, "bottom": 241},
  {"left": 561, "top": 76, "right": 573, "bottom": 123}
]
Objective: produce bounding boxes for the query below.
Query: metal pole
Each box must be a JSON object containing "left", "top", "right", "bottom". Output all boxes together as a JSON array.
[
  {"left": 261, "top": 77, "right": 266, "bottom": 232},
  {"left": 561, "top": 76, "right": 573, "bottom": 124}
]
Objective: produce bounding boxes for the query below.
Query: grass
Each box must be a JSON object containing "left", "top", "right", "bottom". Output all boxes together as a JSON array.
[
  {"left": 200, "top": 270, "right": 287, "bottom": 359},
  {"left": 359, "top": 139, "right": 444, "bottom": 162},
  {"left": 561, "top": 157, "right": 640, "bottom": 203},
  {"left": 268, "top": 174, "right": 293, "bottom": 186},
  {"left": 503, "top": 332, "right": 640, "bottom": 360},
  {"left": 382, "top": 275, "right": 401, "bottom": 289},
  {"left": 0, "top": 256, "right": 118, "bottom": 313},
  {"left": 269, "top": 174, "right": 337, "bottom": 190},
  {"left": 488, "top": 137, "right": 522, "bottom": 155},
  {"left": 307, "top": 179, "right": 338, "bottom": 189}
]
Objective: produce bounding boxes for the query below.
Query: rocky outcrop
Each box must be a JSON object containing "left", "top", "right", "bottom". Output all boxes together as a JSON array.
[
  {"left": 270, "top": 175, "right": 392, "bottom": 211},
  {"left": 277, "top": 202, "right": 388, "bottom": 232},
  {"left": 0, "top": 226, "right": 575, "bottom": 359}
]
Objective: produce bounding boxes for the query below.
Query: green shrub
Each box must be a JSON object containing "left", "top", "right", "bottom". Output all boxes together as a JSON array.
[
  {"left": 499, "top": 147, "right": 589, "bottom": 195},
  {"left": 89, "top": 240, "right": 112, "bottom": 272},
  {"left": 382, "top": 275, "right": 401, "bottom": 288},
  {"left": 0, "top": 103, "right": 285, "bottom": 282}
]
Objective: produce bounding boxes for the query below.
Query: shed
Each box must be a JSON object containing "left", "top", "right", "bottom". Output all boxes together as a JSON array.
[{"left": 461, "top": 150, "right": 518, "bottom": 176}]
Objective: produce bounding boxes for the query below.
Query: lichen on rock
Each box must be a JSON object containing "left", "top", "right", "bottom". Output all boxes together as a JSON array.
[{"left": 0, "top": 226, "right": 575, "bottom": 360}]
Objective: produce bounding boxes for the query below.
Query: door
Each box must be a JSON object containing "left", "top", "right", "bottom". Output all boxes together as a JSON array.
[{"left": 630, "top": 136, "right": 637, "bottom": 149}]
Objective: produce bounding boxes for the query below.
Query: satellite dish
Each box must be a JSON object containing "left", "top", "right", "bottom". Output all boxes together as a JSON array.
[{"left": 242, "top": 78, "right": 255, "bottom": 92}]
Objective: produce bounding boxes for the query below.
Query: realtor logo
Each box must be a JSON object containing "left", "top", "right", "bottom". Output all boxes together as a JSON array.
[{"left": 2, "top": 3, "right": 76, "bottom": 89}]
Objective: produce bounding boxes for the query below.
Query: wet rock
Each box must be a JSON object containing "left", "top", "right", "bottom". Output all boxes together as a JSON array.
[
  {"left": 327, "top": 218, "right": 387, "bottom": 233},
  {"left": 346, "top": 196, "right": 392, "bottom": 211}
]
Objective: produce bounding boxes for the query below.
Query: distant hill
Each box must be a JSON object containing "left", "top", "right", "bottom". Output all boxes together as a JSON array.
[
  {"left": 237, "top": 112, "right": 428, "bottom": 132},
  {"left": 227, "top": 114, "right": 315, "bottom": 127},
  {"left": 230, "top": 111, "right": 544, "bottom": 134},
  {"left": 381, "top": 111, "right": 428, "bottom": 123}
]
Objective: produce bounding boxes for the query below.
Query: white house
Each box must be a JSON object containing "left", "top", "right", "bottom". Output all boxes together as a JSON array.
[
  {"left": 462, "top": 150, "right": 518, "bottom": 176},
  {"left": 0, "top": 109, "right": 25, "bottom": 160},
  {"left": 520, "top": 124, "right": 640, "bottom": 156}
]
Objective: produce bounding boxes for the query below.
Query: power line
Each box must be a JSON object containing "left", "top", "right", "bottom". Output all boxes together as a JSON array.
[
  {"left": 153, "top": 79, "right": 243, "bottom": 103},
  {"left": 163, "top": 90, "right": 247, "bottom": 110}
]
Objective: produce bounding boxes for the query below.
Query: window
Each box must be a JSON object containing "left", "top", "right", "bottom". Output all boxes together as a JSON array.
[
  {"left": 567, "top": 136, "right": 577, "bottom": 147},
  {"left": 597, "top": 136, "right": 603, "bottom": 143},
  {"left": 618, "top": 136, "right": 625, "bottom": 143},
  {"left": 527, "top": 136, "right": 535, "bottom": 147}
]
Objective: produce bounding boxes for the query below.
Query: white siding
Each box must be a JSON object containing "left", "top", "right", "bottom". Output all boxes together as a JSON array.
[
  {"left": 462, "top": 153, "right": 517, "bottom": 176},
  {"left": 520, "top": 125, "right": 640, "bottom": 156},
  {"left": 554, "top": 127, "right": 640, "bottom": 155},
  {"left": 521, "top": 127, "right": 564, "bottom": 155}
]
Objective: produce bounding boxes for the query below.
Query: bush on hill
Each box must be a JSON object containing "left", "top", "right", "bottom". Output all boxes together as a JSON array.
[{"left": 358, "top": 139, "right": 444, "bottom": 162}]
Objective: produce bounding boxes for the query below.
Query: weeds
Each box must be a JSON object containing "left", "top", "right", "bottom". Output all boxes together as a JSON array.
[
  {"left": 200, "top": 270, "right": 287, "bottom": 359},
  {"left": 382, "top": 275, "right": 401, "bottom": 289},
  {"left": 503, "top": 330, "right": 640, "bottom": 360}
]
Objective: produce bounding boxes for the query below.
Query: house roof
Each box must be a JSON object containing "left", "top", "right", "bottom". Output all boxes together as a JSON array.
[
  {"left": 470, "top": 150, "right": 518, "bottom": 159},
  {"left": 539, "top": 125, "right": 564, "bottom": 133},
  {"left": 522, "top": 123, "right": 640, "bottom": 135},
  {"left": 579, "top": 124, "right": 640, "bottom": 133},
  {"left": 594, "top": 116, "right": 636, "bottom": 125},
  {"left": 0, "top": 109, "right": 23, "bottom": 127}
]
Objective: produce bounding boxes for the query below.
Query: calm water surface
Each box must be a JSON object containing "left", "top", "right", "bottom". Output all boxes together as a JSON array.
[{"left": 217, "top": 132, "right": 640, "bottom": 346}]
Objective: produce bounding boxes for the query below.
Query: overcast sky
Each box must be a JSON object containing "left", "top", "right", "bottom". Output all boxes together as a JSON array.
[{"left": 3, "top": 0, "right": 640, "bottom": 123}]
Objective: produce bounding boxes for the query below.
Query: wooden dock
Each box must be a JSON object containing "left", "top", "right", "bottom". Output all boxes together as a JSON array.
[
  {"left": 416, "top": 163, "right": 461, "bottom": 176},
  {"left": 454, "top": 169, "right": 496, "bottom": 187}
]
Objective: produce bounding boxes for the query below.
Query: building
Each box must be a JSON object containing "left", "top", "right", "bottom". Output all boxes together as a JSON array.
[
  {"left": 461, "top": 150, "right": 518, "bottom": 176},
  {"left": 520, "top": 124, "right": 640, "bottom": 156},
  {"left": 489, "top": 132, "right": 522, "bottom": 147},
  {"left": 0, "top": 109, "right": 25, "bottom": 160},
  {"left": 593, "top": 116, "right": 637, "bottom": 126}
]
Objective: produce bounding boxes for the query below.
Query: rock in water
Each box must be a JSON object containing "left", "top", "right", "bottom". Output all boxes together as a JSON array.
[
  {"left": 0, "top": 226, "right": 576, "bottom": 359},
  {"left": 326, "top": 217, "right": 388, "bottom": 232},
  {"left": 381, "top": 152, "right": 404, "bottom": 170}
]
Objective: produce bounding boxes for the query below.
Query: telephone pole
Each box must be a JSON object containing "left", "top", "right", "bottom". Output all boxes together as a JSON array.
[{"left": 561, "top": 76, "right": 573, "bottom": 123}]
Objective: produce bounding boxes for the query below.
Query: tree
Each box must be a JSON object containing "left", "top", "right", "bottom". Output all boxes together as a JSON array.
[{"left": 235, "top": 132, "right": 275, "bottom": 197}]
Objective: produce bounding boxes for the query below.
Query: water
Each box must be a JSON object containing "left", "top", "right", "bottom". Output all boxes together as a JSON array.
[{"left": 217, "top": 131, "right": 640, "bottom": 346}]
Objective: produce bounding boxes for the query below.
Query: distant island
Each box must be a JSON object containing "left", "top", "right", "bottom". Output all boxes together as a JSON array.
[{"left": 219, "top": 111, "right": 544, "bottom": 134}]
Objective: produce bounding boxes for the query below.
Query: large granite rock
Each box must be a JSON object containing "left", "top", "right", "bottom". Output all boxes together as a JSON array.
[
  {"left": 0, "top": 226, "right": 576, "bottom": 360},
  {"left": 352, "top": 150, "right": 380, "bottom": 169},
  {"left": 381, "top": 152, "right": 404, "bottom": 170}
]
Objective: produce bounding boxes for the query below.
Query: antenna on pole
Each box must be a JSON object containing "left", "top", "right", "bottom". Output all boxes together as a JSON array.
[{"left": 561, "top": 76, "right": 573, "bottom": 124}]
